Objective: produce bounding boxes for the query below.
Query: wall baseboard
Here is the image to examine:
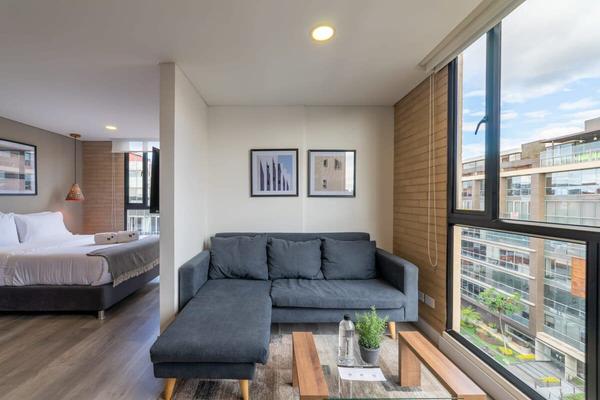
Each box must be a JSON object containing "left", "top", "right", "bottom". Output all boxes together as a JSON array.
[{"left": 415, "top": 318, "right": 528, "bottom": 400}]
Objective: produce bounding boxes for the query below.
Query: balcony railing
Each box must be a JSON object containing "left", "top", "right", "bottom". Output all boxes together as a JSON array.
[
  {"left": 540, "top": 141, "right": 600, "bottom": 167},
  {"left": 126, "top": 209, "right": 160, "bottom": 235}
]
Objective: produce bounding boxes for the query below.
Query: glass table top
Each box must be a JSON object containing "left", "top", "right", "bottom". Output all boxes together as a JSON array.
[{"left": 287, "top": 331, "right": 455, "bottom": 399}]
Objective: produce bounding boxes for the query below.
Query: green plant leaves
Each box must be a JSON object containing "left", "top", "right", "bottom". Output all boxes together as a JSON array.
[{"left": 355, "top": 306, "right": 388, "bottom": 350}]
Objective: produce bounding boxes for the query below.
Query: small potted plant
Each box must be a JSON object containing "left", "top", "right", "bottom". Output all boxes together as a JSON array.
[{"left": 355, "top": 306, "right": 388, "bottom": 365}]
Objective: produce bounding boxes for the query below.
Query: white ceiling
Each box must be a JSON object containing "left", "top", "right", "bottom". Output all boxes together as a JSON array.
[{"left": 0, "top": 0, "right": 482, "bottom": 140}]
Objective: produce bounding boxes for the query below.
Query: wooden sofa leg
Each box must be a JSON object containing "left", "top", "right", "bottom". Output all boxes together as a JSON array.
[
  {"left": 240, "top": 379, "right": 249, "bottom": 400},
  {"left": 389, "top": 321, "right": 397, "bottom": 340},
  {"left": 164, "top": 378, "right": 176, "bottom": 400}
]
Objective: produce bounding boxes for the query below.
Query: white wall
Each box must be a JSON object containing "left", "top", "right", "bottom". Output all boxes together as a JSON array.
[
  {"left": 207, "top": 106, "right": 394, "bottom": 250},
  {"left": 159, "top": 63, "right": 208, "bottom": 328}
]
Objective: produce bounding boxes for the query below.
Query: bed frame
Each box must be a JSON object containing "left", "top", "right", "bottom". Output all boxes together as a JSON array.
[{"left": 0, "top": 264, "right": 159, "bottom": 319}]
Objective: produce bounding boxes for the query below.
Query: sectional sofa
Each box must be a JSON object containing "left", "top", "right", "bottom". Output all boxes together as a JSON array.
[{"left": 150, "top": 232, "right": 418, "bottom": 400}]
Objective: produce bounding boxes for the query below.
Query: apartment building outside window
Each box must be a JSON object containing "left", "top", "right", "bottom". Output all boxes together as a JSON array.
[
  {"left": 125, "top": 152, "right": 159, "bottom": 235},
  {"left": 449, "top": 1, "right": 599, "bottom": 399}
]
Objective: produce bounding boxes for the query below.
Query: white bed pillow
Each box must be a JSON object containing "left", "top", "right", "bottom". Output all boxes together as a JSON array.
[
  {"left": 0, "top": 213, "right": 20, "bottom": 246},
  {"left": 14, "top": 211, "right": 72, "bottom": 243}
]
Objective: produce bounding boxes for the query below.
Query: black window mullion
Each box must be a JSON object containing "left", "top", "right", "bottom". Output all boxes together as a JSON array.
[
  {"left": 485, "top": 24, "right": 501, "bottom": 221},
  {"left": 586, "top": 240, "right": 599, "bottom": 400},
  {"left": 124, "top": 152, "right": 130, "bottom": 207},
  {"left": 142, "top": 152, "right": 149, "bottom": 207}
]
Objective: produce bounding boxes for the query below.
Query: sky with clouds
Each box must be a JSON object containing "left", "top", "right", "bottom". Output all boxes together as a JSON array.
[{"left": 461, "top": 0, "right": 600, "bottom": 159}]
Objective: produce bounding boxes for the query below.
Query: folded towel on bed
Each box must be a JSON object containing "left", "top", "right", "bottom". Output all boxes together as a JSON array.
[
  {"left": 94, "top": 232, "right": 117, "bottom": 244},
  {"left": 116, "top": 231, "right": 139, "bottom": 243}
]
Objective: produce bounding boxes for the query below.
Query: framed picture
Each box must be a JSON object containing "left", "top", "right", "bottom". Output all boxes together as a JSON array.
[
  {"left": 308, "top": 150, "right": 355, "bottom": 197},
  {"left": 0, "top": 138, "right": 37, "bottom": 195},
  {"left": 250, "top": 149, "right": 298, "bottom": 197}
]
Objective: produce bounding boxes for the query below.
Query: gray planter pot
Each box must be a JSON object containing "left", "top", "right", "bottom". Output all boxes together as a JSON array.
[{"left": 359, "top": 345, "right": 380, "bottom": 365}]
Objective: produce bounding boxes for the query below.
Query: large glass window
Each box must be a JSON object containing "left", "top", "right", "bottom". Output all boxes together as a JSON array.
[
  {"left": 125, "top": 152, "right": 159, "bottom": 235},
  {"left": 456, "top": 35, "right": 486, "bottom": 211},
  {"left": 453, "top": 227, "right": 586, "bottom": 399},
  {"left": 449, "top": 2, "right": 599, "bottom": 399},
  {"left": 498, "top": 0, "right": 600, "bottom": 228}
]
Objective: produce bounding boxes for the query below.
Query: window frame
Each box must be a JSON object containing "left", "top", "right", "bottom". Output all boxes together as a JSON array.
[
  {"left": 124, "top": 152, "right": 150, "bottom": 227},
  {"left": 446, "top": 24, "right": 600, "bottom": 400}
]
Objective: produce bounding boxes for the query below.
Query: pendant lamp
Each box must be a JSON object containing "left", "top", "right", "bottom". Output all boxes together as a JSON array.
[{"left": 65, "top": 133, "right": 85, "bottom": 201}]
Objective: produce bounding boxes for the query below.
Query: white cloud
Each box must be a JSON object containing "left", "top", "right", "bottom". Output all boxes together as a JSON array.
[
  {"left": 502, "top": 111, "right": 518, "bottom": 121},
  {"left": 484, "top": 0, "right": 600, "bottom": 103},
  {"left": 570, "top": 108, "right": 600, "bottom": 122},
  {"left": 524, "top": 110, "right": 549, "bottom": 119},
  {"left": 461, "top": 122, "right": 478, "bottom": 133},
  {"left": 470, "top": 111, "right": 485, "bottom": 117},
  {"left": 559, "top": 98, "right": 600, "bottom": 110},
  {"left": 532, "top": 124, "right": 583, "bottom": 142},
  {"left": 464, "top": 89, "right": 485, "bottom": 98},
  {"left": 501, "top": 137, "right": 527, "bottom": 152},
  {"left": 461, "top": 143, "right": 485, "bottom": 159}
]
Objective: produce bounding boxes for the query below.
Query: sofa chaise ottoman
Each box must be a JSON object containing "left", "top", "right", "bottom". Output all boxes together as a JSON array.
[{"left": 150, "top": 232, "right": 418, "bottom": 400}]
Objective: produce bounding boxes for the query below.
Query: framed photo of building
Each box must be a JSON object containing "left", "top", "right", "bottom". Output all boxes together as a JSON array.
[
  {"left": 0, "top": 138, "right": 37, "bottom": 195},
  {"left": 308, "top": 150, "right": 355, "bottom": 197},
  {"left": 250, "top": 149, "right": 298, "bottom": 197}
]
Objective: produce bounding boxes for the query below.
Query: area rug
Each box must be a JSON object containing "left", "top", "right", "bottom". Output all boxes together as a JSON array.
[{"left": 172, "top": 330, "right": 451, "bottom": 400}]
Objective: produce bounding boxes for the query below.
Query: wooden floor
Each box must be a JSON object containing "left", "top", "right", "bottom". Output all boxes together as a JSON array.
[
  {"left": 0, "top": 279, "right": 163, "bottom": 400},
  {"left": 0, "top": 282, "right": 455, "bottom": 400}
]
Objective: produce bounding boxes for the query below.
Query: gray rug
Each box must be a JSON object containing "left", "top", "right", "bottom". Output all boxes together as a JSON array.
[{"left": 172, "top": 329, "right": 451, "bottom": 399}]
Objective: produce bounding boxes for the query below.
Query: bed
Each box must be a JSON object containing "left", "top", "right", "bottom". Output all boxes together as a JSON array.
[{"left": 0, "top": 212, "right": 159, "bottom": 319}]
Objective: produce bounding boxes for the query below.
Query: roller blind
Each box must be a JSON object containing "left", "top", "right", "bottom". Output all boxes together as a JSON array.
[{"left": 419, "top": 0, "right": 524, "bottom": 72}]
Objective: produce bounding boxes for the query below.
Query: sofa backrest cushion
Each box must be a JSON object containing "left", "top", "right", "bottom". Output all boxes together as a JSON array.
[
  {"left": 321, "top": 238, "right": 377, "bottom": 280},
  {"left": 215, "top": 232, "right": 370, "bottom": 242},
  {"left": 209, "top": 235, "right": 268, "bottom": 280},
  {"left": 267, "top": 237, "right": 323, "bottom": 280}
]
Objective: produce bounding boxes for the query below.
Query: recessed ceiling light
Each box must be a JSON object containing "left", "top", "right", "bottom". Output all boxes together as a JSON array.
[
  {"left": 311, "top": 25, "right": 335, "bottom": 42},
  {"left": 105, "top": 125, "right": 117, "bottom": 131}
]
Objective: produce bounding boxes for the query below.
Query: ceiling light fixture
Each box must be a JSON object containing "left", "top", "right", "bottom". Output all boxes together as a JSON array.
[
  {"left": 311, "top": 25, "right": 335, "bottom": 42},
  {"left": 105, "top": 125, "right": 117, "bottom": 131}
]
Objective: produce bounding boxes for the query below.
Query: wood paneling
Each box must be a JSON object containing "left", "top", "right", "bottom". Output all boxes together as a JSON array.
[
  {"left": 394, "top": 67, "right": 449, "bottom": 333},
  {"left": 82, "top": 141, "right": 124, "bottom": 233}
]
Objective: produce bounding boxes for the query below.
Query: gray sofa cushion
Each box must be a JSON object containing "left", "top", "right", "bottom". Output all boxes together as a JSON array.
[
  {"left": 150, "top": 279, "right": 272, "bottom": 364},
  {"left": 321, "top": 238, "right": 376, "bottom": 279},
  {"left": 270, "top": 279, "right": 406, "bottom": 309},
  {"left": 267, "top": 238, "right": 323, "bottom": 279},
  {"left": 209, "top": 235, "right": 268, "bottom": 280}
]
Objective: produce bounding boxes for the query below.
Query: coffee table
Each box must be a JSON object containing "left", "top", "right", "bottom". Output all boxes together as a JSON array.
[{"left": 291, "top": 331, "right": 455, "bottom": 399}]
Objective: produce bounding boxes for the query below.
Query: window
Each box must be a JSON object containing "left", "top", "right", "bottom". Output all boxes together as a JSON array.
[
  {"left": 498, "top": 0, "right": 600, "bottom": 228},
  {"left": 456, "top": 35, "right": 486, "bottom": 211},
  {"left": 125, "top": 152, "right": 159, "bottom": 235},
  {"left": 448, "top": 2, "right": 599, "bottom": 399},
  {"left": 453, "top": 227, "right": 586, "bottom": 399}
]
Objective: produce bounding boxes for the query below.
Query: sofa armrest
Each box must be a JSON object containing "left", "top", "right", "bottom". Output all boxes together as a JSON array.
[
  {"left": 178, "top": 250, "right": 210, "bottom": 311},
  {"left": 376, "top": 248, "right": 418, "bottom": 320}
]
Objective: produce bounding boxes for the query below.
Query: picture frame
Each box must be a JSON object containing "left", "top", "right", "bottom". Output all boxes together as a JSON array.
[
  {"left": 250, "top": 149, "right": 298, "bottom": 197},
  {"left": 308, "top": 150, "right": 356, "bottom": 197},
  {"left": 0, "top": 138, "right": 37, "bottom": 196}
]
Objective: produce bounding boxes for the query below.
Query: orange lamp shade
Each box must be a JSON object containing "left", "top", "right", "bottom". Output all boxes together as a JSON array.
[{"left": 65, "top": 183, "right": 85, "bottom": 201}]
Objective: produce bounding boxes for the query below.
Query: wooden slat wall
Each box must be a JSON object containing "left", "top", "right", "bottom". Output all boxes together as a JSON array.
[
  {"left": 82, "top": 141, "right": 125, "bottom": 234},
  {"left": 394, "top": 66, "right": 448, "bottom": 333}
]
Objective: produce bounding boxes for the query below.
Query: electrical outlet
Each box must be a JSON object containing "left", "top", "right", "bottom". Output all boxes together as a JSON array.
[
  {"left": 424, "top": 295, "right": 435, "bottom": 309},
  {"left": 418, "top": 291, "right": 425, "bottom": 302}
]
